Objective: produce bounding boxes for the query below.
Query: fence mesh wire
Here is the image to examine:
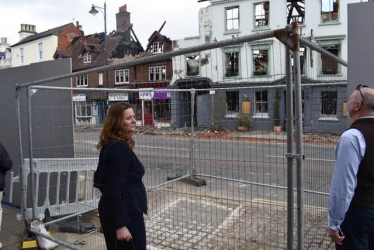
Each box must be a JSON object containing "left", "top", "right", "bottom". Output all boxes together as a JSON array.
[{"left": 17, "top": 37, "right": 348, "bottom": 249}]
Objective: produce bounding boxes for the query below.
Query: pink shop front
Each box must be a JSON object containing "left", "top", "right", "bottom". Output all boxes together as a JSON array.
[{"left": 134, "top": 88, "right": 171, "bottom": 127}]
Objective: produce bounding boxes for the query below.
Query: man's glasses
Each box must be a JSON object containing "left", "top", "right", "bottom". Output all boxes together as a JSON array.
[{"left": 356, "top": 84, "right": 369, "bottom": 104}]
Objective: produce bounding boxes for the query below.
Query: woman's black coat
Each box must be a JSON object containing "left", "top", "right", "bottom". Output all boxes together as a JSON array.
[{"left": 94, "top": 141, "right": 147, "bottom": 229}]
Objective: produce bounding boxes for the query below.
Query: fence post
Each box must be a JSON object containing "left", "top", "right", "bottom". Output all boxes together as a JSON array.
[
  {"left": 291, "top": 22, "right": 305, "bottom": 250},
  {"left": 190, "top": 89, "right": 196, "bottom": 176},
  {"left": 285, "top": 48, "right": 294, "bottom": 250},
  {"left": 27, "top": 86, "right": 37, "bottom": 220},
  {"left": 15, "top": 85, "right": 27, "bottom": 221}
]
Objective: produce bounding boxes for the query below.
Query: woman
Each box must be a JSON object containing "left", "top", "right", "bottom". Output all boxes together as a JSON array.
[{"left": 94, "top": 102, "right": 147, "bottom": 250}]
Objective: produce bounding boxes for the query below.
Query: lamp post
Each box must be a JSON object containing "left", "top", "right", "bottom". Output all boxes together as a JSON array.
[{"left": 89, "top": 2, "right": 108, "bottom": 84}]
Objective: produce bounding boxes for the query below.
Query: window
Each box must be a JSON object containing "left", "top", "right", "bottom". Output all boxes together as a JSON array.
[
  {"left": 186, "top": 54, "right": 200, "bottom": 76},
  {"left": 300, "top": 46, "right": 306, "bottom": 75},
  {"left": 115, "top": 69, "right": 130, "bottom": 84},
  {"left": 321, "top": 91, "right": 337, "bottom": 116},
  {"left": 255, "top": 90, "right": 268, "bottom": 117},
  {"left": 253, "top": 49, "right": 269, "bottom": 76},
  {"left": 321, "top": 45, "right": 339, "bottom": 74},
  {"left": 38, "top": 42, "right": 43, "bottom": 61},
  {"left": 154, "top": 99, "right": 171, "bottom": 121},
  {"left": 83, "top": 52, "right": 92, "bottom": 63},
  {"left": 149, "top": 66, "right": 166, "bottom": 81},
  {"left": 226, "top": 6, "right": 239, "bottom": 31},
  {"left": 321, "top": 0, "right": 339, "bottom": 23},
  {"left": 76, "top": 75, "right": 88, "bottom": 87},
  {"left": 287, "top": 0, "right": 305, "bottom": 24},
  {"left": 19, "top": 48, "right": 24, "bottom": 65},
  {"left": 225, "top": 52, "right": 239, "bottom": 77},
  {"left": 99, "top": 73, "right": 103, "bottom": 86},
  {"left": 226, "top": 91, "right": 239, "bottom": 116},
  {"left": 254, "top": 2, "right": 269, "bottom": 27},
  {"left": 5, "top": 51, "right": 10, "bottom": 59},
  {"left": 75, "top": 103, "right": 92, "bottom": 118},
  {"left": 153, "top": 42, "right": 164, "bottom": 54}
]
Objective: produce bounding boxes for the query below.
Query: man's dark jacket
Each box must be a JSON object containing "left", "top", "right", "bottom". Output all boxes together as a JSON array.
[{"left": 0, "top": 142, "right": 12, "bottom": 191}]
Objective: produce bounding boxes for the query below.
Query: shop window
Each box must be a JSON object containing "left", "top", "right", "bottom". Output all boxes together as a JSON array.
[
  {"left": 253, "top": 49, "right": 268, "bottom": 76},
  {"left": 226, "top": 91, "right": 239, "bottom": 117},
  {"left": 154, "top": 99, "right": 171, "bottom": 122},
  {"left": 321, "top": 0, "right": 339, "bottom": 23},
  {"left": 75, "top": 103, "right": 92, "bottom": 118},
  {"left": 255, "top": 2, "right": 269, "bottom": 27},
  {"left": 321, "top": 91, "right": 337, "bottom": 116},
  {"left": 255, "top": 90, "right": 268, "bottom": 117},
  {"left": 226, "top": 6, "right": 239, "bottom": 31}
]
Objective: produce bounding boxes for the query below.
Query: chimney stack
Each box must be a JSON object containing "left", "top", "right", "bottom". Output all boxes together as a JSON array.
[
  {"left": 116, "top": 4, "right": 132, "bottom": 41},
  {"left": 76, "top": 21, "right": 82, "bottom": 31},
  {"left": 0, "top": 37, "right": 8, "bottom": 45},
  {"left": 19, "top": 24, "right": 37, "bottom": 41}
]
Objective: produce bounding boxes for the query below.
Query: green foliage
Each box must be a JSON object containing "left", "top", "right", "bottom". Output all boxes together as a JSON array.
[
  {"left": 236, "top": 113, "right": 252, "bottom": 129},
  {"left": 274, "top": 89, "right": 280, "bottom": 126}
]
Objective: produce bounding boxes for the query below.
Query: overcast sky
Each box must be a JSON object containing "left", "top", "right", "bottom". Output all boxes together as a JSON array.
[{"left": 0, "top": 0, "right": 210, "bottom": 48}]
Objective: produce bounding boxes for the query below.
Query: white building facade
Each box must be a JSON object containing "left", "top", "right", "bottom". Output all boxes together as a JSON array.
[{"left": 171, "top": 0, "right": 366, "bottom": 133}]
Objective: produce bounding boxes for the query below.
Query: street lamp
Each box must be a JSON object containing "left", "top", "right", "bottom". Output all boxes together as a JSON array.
[{"left": 89, "top": 2, "right": 108, "bottom": 70}]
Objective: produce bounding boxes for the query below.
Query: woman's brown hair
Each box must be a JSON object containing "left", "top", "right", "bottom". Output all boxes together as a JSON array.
[{"left": 97, "top": 102, "right": 135, "bottom": 150}]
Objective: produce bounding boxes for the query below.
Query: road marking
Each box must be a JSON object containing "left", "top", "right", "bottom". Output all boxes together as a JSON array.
[
  {"left": 138, "top": 145, "right": 197, "bottom": 151},
  {"left": 252, "top": 198, "right": 328, "bottom": 212},
  {"left": 75, "top": 141, "right": 197, "bottom": 151},
  {"left": 265, "top": 155, "right": 335, "bottom": 162}
]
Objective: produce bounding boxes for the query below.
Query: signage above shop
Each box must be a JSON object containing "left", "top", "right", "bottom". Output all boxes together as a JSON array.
[
  {"left": 108, "top": 93, "right": 128, "bottom": 101},
  {"left": 72, "top": 94, "right": 86, "bottom": 102}
]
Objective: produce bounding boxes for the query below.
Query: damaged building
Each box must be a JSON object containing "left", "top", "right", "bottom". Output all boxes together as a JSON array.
[
  {"left": 55, "top": 4, "right": 173, "bottom": 127},
  {"left": 171, "top": 0, "right": 357, "bottom": 133}
]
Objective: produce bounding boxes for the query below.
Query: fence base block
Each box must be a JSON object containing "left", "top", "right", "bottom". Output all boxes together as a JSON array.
[{"left": 180, "top": 176, "right": 207, "bottom": 186}]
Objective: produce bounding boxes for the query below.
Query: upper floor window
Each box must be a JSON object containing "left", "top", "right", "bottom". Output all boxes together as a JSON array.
[
  {"left": 153, "top": 42, "right": 164, "bottom": 54},
  {"left": 321, "top": 44, "right": 339, "bottom": 75},
  {"left": 321, "top": 0, "right": 339, "bottom": 23},
  {"left": 287, "top": 0, "right": 304, "bottom": 24},
  {"left": 77, "top": 75, "right": 88, "bottom": 87},
  {"left": 149, "top": 66, "right": 166, "bottom": 81},
  {"left": 321, "top": 91, "right": 337, "bottom": 116},
  {"left": 84, "top": 52, "right": 92, "bottom": 63},
  {"left": 226, "top": 6, "right": 239, "bottom": 31},
  {"left": 224, "top": 51, "right": 239, "bottom": 77},
  {"left": 115, "top": 69, "right": 130, "bottom": 84},
  {"left": 186, "top": 54, "right": 200, "bottom": 76},
  {"left": 253, "top": 49, "right": 269, "bottom": 76},
  {"left": 5, "top": 51, "right": 10, "bottom": 59},
  {"left": 19, "top": 48, "right": 24, "bottom": 66},
  {"left": 38, "top": 42, "right": 43, "bottom": 61},
  {"left": 254, "top": 2, "right": 269, "bottom": 28}
]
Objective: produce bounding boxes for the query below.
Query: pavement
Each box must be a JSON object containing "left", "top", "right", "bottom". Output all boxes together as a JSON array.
[{"left": 0, "top": 203, "right": 24, "bottom": 250}]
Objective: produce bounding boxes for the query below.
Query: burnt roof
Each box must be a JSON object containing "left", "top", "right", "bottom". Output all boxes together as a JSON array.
[{"left": 11, "top": 23, "right": 73, "bottom": 47}]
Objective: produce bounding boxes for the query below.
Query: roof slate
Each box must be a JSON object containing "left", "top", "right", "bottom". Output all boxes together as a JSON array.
[{"left": 11, "top": 23, "right": 73, "bottom": 47}]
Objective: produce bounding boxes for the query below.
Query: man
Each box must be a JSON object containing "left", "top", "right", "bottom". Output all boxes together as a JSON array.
[
  {"left": 328, "top": 85, "right": 374, "bottom": 249},
  {"left": 0, "top": 142, "right": 12, "bottom": 249}
]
